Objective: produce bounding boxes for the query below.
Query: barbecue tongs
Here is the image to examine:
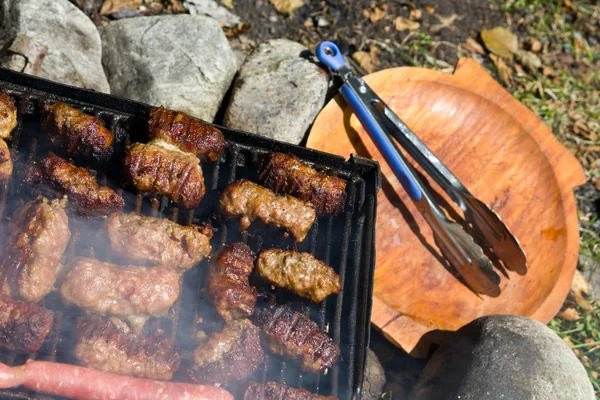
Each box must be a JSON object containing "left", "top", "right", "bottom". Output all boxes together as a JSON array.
[{"left": 316, "top": 41, "right": 527, "bottom": 296}]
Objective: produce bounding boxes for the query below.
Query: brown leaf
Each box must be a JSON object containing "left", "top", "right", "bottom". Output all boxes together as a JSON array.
[
  {"left": 269, "top": 0, "right": 303, "bottom": 15},
  {"left": 394, "top": 16, "right": 420, "bottom": 32},
  {"left": 489, "top": 54, "right": 513, "bottom": 85},
  {"left": 352, "top": 47, "right": 380, "bottom": 74},
  {"left": 369, "top": 6, "right": 386, "bottom": 23},
  {"left": 424, "top": 5, "right": 435, "bottom": 13},
  {"left": 431, "top": 13, "right": 461, "bottom": 33},
  {"left": 515, "top": 49, "right": 542, "bottom": 73},
  {"left": 529, "top": 37, "right": 542, "bottom": 53},
  {"left": 569, "top": 270, "right": 593, "bottom": 311},
  {"left": 481, "top": 27, "right": 518, "bottom": 58},
  {"left": 409, "top": 8, "right": 422, "bottom": 20},
  {"left": 223, "top": 22, "right": 252, "bottom": 38},
  {"left": 558, "top": 307, "right": 580, "bottom": 321},
  {"left": 593, "top": 177, "right": 600, "bottom": 191},
  {"left": 221, "top": 0, "right": 234, "bottom": 9},
  {"left": 462, "top": 38, "right": 485, "bottom": 55},
  {"left": 100, "top": 0, "right": 142, "bottom": 15}
]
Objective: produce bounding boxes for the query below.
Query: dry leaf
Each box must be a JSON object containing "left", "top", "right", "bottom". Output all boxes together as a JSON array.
[
  {"left": 462, "top": 38, "right": 485, "bottom": 55},
  {"left": 352, "top": 47, "right": 380, "bottom": 74},
  {"left": 100, "top": 0, "right": 142, "bottom": 15},
  {"left": 481, "top": 27, "right": 518, "bottom": 58},
  {"left": 529, "top": 37, "right": 542, "bottom": 53},
  {"left": 515, "top": 49, "right": 542, "bottom": 73},
  {"left": 394, "top": 16, "right": 420, "bottom": 32},
  {"left": 570, "top": 269, "right": 593, "bottom": 311},
  {"left": 221, "top": 0, "right": 234, "bottom": 8},
  {"left": 424, "top": 5, "right": 435, "bottom": 13},
  {"left": 269, "top": 0, "right": 303, "bottom": 15},
  {"left": 593, "top": 177, "right": 600, "bottom": 191},
  {"left": 558, "top": 307, "right": 580, "bottom": 321},
  {"left": 223, "top": 22, "right": 252, "bottom": 38},
  {"left": 489, "top": 54, "right": 512, "bottom": 85},
  {"left": 431, "top": 13, "right": 461, "bottom": 33},
  {"left": 369, "top": 6, "right": 386, "bottom": 23},
  {"left": 409, "top": 8, "right": 422, "bottom": 20}
]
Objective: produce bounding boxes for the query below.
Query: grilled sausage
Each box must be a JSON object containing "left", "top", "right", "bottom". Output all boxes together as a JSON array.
[
  {"left": 0, "top": 93, "right": 17, "bottom": 139},
  {"left": 1, "top": 197, "right": 70, "bottom": 302},
  {"left": 28, "top": 153, "right": 124, "bottom": 218},
  {"left": 123, "top": 141, "right": 206, "bottom": 209},
  {"left": 219, "top": 180, "right": 316, "bottom": 242},
  {"left": 0, "top": 138, "right": 12, "bottom": 181},
  {"left": 243, "top": 382, "right": 338, "bottom": 400},
  {"left": 107, "top": 213, "right": 213, "bottom": 271},
  {"left": 190, "top": 319, "right": 263, "bottom": 384},
  {"left": 0, "top": 360, "right": 234, "bottom": 400},
  {"left": 256, "top": 305, "right": 340, "bottom": 373},
  {"left": 0, "top": 293, "right": 53, "bottom": 353},
  {"left": 148, "top": 106, "right": 226, "bottom": 162},
  {"left": 205, "top": 243, "right": 257, "bottom": 321},
  {"left": 256, "top": 249, "right": 340, "bottom": 303},
  {"left": 41, "top": 102, "right": 114, "bottom": 161},
  {"left": 259, "top": 152, "right": 347, "bottom": 215},
  {"left": 75, "top": 317, "right": 181, "bottom": 381},
  {"left": 60, "top": 258, "right": 181, "bottom": 333}
]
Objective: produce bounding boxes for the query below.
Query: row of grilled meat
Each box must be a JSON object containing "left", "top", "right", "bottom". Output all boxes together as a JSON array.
[{"left": 0, "top": 93, "right": 346, "bottom": 399}]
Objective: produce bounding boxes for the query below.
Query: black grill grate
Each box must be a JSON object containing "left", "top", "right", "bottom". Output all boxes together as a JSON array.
[{"left": 0, "top": 68, "right": 379, "bottom": 400}]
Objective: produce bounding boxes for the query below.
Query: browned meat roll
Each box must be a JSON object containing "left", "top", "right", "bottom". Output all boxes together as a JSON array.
[
  {"left": 259, "top": 152, "right": 347, "bottom": 215},
  {"left": 0, "top": 93, "right": 17, "bottom": 139},
  {"left": 243, "top": 382, "right": 339, "bottom": 400},
  {"left": 189, "top": 319, "right": 263, "bottom": 384},
  {"left": 0, "top": 293, "right": 54, "bottom": 353},
  {"left": 74, "top": 317, "right": 181, "bottom": 381},
  {"left": 1, "top": 197, "right": 70, "bottom": 302},
  {"left": 219, "top": 180, "right": 316, "bottom": 242},
  {"left": 148, "top": 106, "right": 226, "bottom": 162},
  {"left": 257, "top": 305, "right": 340, "bottom": 373},
  {"left": 0, "top": 138, "right": 12, "bottom": 181},
  {"left": 256, "top": 249, "right": 340, "bottom": 303},
  {"left": 27, "top": 152, "right": 124, "bottom": 218},
  {"left": 123, "top": 141, "right": 205, "bottom": 209},
  {"left": 205, "top": 243, "right": 257, "bottom": 321},
  {"left": 107, "top": 213, "right": 213, "bottom": 271},
  {"left": 60, "top": 258, "right": 181, "bottom": 333},
  {"left": 41, "top": 102, "right": 114, "bottom": 161}
]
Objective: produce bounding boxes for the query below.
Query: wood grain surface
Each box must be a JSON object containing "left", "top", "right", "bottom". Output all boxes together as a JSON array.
[{"left": 307, "top": 58, "right": 586, "bottom": 356}]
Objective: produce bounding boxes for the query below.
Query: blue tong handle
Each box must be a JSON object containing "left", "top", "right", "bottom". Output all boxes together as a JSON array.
[{"left": 316, "top": 41, "right": 423, "bottom": 202}]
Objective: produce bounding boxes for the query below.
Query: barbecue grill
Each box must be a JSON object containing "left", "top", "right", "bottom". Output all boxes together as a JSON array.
[{"left": 0, "top": 67, "right": 380, "bottom": 400}]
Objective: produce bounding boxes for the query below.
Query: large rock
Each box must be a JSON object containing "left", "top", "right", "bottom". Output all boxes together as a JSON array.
[
  {"left": 101, "top": 15, "right": 237, "bottom": 122},
  {"left": 410, "top": 315, "right": 595, "bottom": 400},
  {"left": 0, "top": 0, "right": 109, "bottom": 92},
  {"left": 224, "top": 39, "right": 329, "bottom": 145}
]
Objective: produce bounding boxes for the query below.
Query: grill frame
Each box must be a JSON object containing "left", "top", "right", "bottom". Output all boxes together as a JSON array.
[{"left": 0, "top": 67, "right": 380, "bottom": 400}]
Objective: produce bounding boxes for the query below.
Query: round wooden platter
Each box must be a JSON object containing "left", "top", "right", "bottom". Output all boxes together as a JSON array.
[{"left": 307, "top": 58, "right": 586, "bottom": 357}]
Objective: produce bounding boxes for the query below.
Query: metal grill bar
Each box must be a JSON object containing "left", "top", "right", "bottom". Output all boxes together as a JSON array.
[{"left": 0, "top": 68, "right": 379, "bottom": 400}]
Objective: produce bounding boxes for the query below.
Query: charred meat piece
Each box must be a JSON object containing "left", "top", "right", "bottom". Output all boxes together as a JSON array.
[
  {"left": 257, "top": 305, "right": 340, "bottom": 373},
  {"left": 206, "top": 243, "right": 257, "bottom": 321},
  {"left": 0, "top": 138, "right": 12, "bottom": 181},
  {"left": 0, "top": 293, "right": 53, "bottom": 353},
  {"left": 243, "top": 382, "right": 338, "bottom": 400},
  {"left": 190, "top": 319, "right": 263, "bottom": 384},
  {"left": 0, "top": 93, "right": 17, "bottom": 139},
  {"left": 60, "top": 258, "right": 181, "bottom": 333},
  {"left": 41, "top": 102, "right": 114, "bottom": 160},
  {"left": 123, "top": 141, "right": 206, "bottom": 209},
  {"left": 256, "top": 249, "right": 340, "bottom": 303},
  {"left": 27, "top": 153, "right": 124, "bottom": 217},
  {"left": 148, "top": 106, "right": 226, "bottom": 162},
  {"left": 1, "top": 197, "right": 70, "bottom": 302},
  {"left": 75, "top": 317, "right": 181, "bottom": 381},
  {"left": 107, "top": 213, "right": 213, "bottom": 271},
  {"left": 220, "top": 180, "right": 315, "bottom": 242},
  {"left": 259, "top": 153, "right": 347, "bottom": 215}
]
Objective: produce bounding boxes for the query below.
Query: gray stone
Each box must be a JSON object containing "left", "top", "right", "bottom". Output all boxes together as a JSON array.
[
  {"left": 363, "top": 348, "right": 386, "bottom": 400},
  {"left": 183, "top": 0, "right": 240, "bottom": 27},
  {"left": 580, "top": 256, "right": 600, "bottom": 302},
  {"left": 410, "top": 315, "right": 595, "bottom": 400},
  {"left": 224, "top": 39, "right": 329, "bottom": 145},
  {"left": 0, "top": 0, "right": 109, "bottom": 92},
  {"left": 101, "top": 15, "right": 237, "bottom": 122}
]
